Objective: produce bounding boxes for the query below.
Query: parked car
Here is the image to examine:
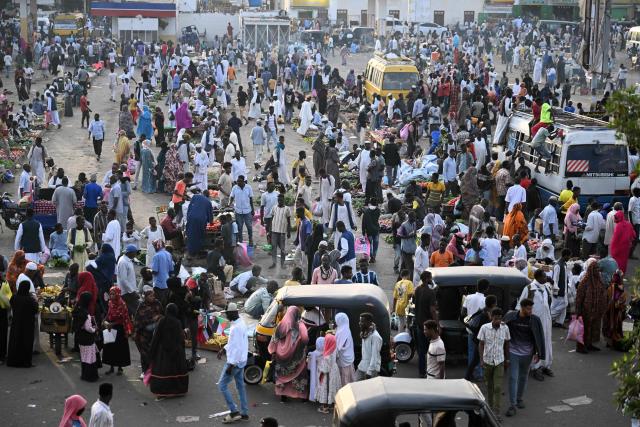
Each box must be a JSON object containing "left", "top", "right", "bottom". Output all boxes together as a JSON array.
[{"left": 415, "top": 22, "right": 448, "bottom": 37}]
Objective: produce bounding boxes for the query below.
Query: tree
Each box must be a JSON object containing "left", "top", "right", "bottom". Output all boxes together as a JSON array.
[{"left": 606, "top": 89, "right": 640, "bottom": 151}]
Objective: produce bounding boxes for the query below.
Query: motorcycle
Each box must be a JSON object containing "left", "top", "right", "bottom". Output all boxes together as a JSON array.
[
  {"left": 0, "top": 192, "right": 27, "bottom": 231},
  {"left": 393, "top": 304, "right": 417, "bottom": 363}
]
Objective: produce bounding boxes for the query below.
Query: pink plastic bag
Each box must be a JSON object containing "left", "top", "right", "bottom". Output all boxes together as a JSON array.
[
  {"left": 565, "top": 315, "right": 584, "bottom": 345},
  {"left": 354, "top": 236, "right": 370, "bottom": 259},
  {"left": 259, "top": 224, "right": 267, "bottom": 237},
  {"left": 234, "top": 242, "right": 253, "bottom": 267}
]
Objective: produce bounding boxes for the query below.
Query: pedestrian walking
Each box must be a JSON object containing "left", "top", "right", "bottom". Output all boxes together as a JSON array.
[{"left": 217, "top": 302, "right": 250, "bottom": 423}]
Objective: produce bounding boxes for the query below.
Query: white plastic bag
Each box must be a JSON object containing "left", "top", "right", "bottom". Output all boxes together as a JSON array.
[{"left": 102, "top": 328, "right": 117, "bottom": 344}]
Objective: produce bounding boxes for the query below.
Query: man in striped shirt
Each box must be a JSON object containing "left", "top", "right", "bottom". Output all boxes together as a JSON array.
[
  {"left": 351, "top": 258, "right": 379, "bottom": 285},
  {"left": 478, "top": 308, "right": 511, "bottom": 420}
]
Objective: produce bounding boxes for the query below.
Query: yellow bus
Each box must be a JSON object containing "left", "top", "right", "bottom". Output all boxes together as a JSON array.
[
  {"left": 53, "top": 13, "right": 86, "bottom": 37},
  {"left": 363, "top": 53, "right": 420, "bottom": 103}
]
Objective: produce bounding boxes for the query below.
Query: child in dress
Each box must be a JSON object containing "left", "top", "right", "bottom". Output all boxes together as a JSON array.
[
  {"left": 307, "top": 336, "right": 325, "bottom": 403},
  {"left": 315, "top": 333, "right": 342, "bottom": 414}
]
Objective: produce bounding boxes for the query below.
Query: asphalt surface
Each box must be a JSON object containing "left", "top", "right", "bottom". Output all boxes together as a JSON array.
[{"left": 0, "top": 44, "right": 637, "bottom": 426}]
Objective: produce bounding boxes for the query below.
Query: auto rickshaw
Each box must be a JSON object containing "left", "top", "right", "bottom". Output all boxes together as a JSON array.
[
  {"left": 430, "top": 266, "right": 529, "bottom": 362},
  {"left": 333, "top": 377, "right": 501, "bottom": 427},
  {"left": 243, "top": 284, "right": 394, "bottom": 384}
]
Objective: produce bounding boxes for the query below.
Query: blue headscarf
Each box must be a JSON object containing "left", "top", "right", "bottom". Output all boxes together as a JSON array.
[{"left": 94, "top": 243, "right": 117, "bottom": 292}]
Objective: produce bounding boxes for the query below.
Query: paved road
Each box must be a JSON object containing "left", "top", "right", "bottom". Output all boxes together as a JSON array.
[{"left": 0, "top": 47, "right": 636, "bottom": 426}]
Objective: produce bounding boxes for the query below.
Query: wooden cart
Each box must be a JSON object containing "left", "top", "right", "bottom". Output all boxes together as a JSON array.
[{"left": 40, "top": 310, "right": 72, "bottom": 357}]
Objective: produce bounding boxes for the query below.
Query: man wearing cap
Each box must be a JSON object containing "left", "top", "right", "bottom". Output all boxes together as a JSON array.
[
  {"left": 83, "top": 174, "right": 103, "bottom": 224},
  {"left": 250, "top": 119, "right": 267, "bottom": 163},
  {"left": 117, "top": 244, "right": 139, "bottom": 315},
  {"left": 217, "top": 302, "right": 249, "bottom": 423},
  {"left": 15, "top": 208, "right": 46, "bottom": 263},
  {"left": 193, "top": 144, "right": 210, "bottom": 192}
]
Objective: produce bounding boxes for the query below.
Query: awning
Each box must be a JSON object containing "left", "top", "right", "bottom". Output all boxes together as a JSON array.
[{"left": 90, "top": 1, "right": 176, "bottom": 18}]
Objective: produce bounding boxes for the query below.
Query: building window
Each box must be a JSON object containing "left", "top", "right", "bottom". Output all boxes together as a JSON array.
[
  {"left": 388, "top": 9, "right": 400, "bottom": 19},
  {"left": 433, "top": 10, "right": 444, "bottom": 25},
  {"left": 337, "top": 9, "right": 348, "bottom": 25},
  {"left": 464, "top": 11, "right": 474, "bottom": 24}
]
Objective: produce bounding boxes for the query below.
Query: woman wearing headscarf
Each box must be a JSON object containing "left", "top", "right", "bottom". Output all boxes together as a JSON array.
[
  {"left": 118, "top": 105, "right": 135, "bottom": 138},
  {"left": 575, "top": 262, "right": 608, "bottom": 354},
  {"left": 563, "top": 203, "right": 582, "bottom": 257},
  {"left": 91, "top": 244, "right": 117, "bottom": 314},
  {"left": 307, "top": 336, "right": 324, "bottom": 403},
  {"left": 58, "top": 394, "right": 87, "bottom": 427},
  {"left": 175, "top": 102, "right": 192, "bottom": 134},
  {"left": 344, "top": 70, "right": 355, "bottom": 92},
  {"left": 155, "top": 142, "right": 169, "bottom": 192},
  {"left": 459, "top": 167, "right": 480, "bottom": 220},
  {"left": 334, "top": 312, "right": 355, "bottom": 385},
  {"left": 102, "top": 286, "right": 132, "bottom": 375},
  {"left": 535, "top": 238, "right": 556, "bottom": 262},
  {"left": 136, "top": 105, "right": 154, "bottom": 139},
  {"left": 422, "top": 213, "right": 444, "bottom": 255},
  {"left": 148, "top": 303, "right": 189, "bottom": 397},
  {"left": 162, "top": 143, "right": 181, "bottom": 193},
  {"left": 268, "top": 306, "right": 309, "bottom": 401},
  {"left": 153, "top": 107, "right": 165, "bottom": 145},
  {"left": 134, "top": 286, "right": 163, "bottom": 378},
  {"left": 602, "top": 271, "right": 627, "bottom": 349},
  {"left": 140, "top": 139, "right": 157, "bottom": 193},
  {"left": 185, "top": 190, "right": 213, "bottom": 257},
  {"left": 610, "top": 210, "right": 636, "bottom": 274},
  {"left": 6, "top": 250, "right": 28, "bottom": 293},
  {"left": 113, "top": 130, "right": 131, "bottom": 165},
  {"left": 315, "top": 333, "right": 342, "bottom": 414},
  {"left": 6, "top": 281, "right": 38, "bottom": 367},
  {"left": 446, "top": 232, "right": 467, "bottom": 265},
  {"left": 502, "top": 203, "right": 528, "bottom": 246},
  {"left": 76, "top": 272, "right": 98, "bottom": 316},
  {"left": 73, "top": 291, "right": 100, "bottom": 382}
]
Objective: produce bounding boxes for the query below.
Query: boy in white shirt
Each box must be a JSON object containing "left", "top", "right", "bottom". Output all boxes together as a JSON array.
[{"left": 424, "top": 320, "right": 446, "bottom": 379}]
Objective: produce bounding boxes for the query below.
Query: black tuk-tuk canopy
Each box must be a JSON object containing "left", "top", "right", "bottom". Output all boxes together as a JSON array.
[
  {"left": 428, "top": 266, "right": 530, "bottom": 320},
  {"left": 334, "top": 378, "right": 490, "bottom": 427},
  {"left": 427, "top": 266, "right": 530, "bottom": 288}
]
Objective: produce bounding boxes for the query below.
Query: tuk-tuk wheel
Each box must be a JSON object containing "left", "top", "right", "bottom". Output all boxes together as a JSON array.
[
  {"left": 394, "top": 342, "right": 414, "bottom": 363},
  {"left": 243, "top": 364, "right": 263, "bottom": 385}
]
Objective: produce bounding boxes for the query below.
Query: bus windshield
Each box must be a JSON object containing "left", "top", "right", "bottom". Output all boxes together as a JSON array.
[
  {"left": 565, "top": 144, "right": 628, "bottom": 177},
  {"left": 54, "top": 19, "right": 79, "bottom": 30},
  {"left": 382, "top": 72, "right": 419, "bottom": 90}
]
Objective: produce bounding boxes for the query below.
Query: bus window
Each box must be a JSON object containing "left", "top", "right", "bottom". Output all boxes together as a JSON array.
[
  {"left": 382, "top": 72, "right": 419, "bottom": 90},
  {"left": 565, "top": 144, "right": 628, "bottom": 177}
]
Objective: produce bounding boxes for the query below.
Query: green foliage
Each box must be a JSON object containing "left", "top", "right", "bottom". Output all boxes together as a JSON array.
[
  {"left": 611, "top": 269, "right": 640, "bottom": 418},
  {"left": 606, "top": 89, "right": 640, "bottom": 151}
]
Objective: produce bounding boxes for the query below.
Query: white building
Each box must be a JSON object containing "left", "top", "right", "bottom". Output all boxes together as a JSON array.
[{"left": 323, "top": 0, "right": 484, "bottom": 28}]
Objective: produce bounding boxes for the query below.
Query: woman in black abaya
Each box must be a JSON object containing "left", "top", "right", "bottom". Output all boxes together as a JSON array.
[
  {"left": 6, "top": 281, "right": 38, "bottom": 367},
  {"left": 148, "top": 303, "right": 189, "bottom": 397}
]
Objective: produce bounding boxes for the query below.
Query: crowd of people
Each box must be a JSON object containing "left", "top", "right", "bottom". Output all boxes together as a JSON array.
[{"left": 0, "top": 8, "right": 638, "bottom": 426}]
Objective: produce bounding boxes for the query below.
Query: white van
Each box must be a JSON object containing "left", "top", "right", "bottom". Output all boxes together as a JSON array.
[
  {"left": 506, "top": 107, "right": 630, "bottom": 206},
  {"left": 626, "top": 26, "right": 640, "bottom": 53}
]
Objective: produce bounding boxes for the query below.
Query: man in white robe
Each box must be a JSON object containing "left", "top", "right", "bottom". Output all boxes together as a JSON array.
[
  {"left": 102, "top": 210, "right": 122, "bottom": 255},
  {"left": 319, "top": 171, "right": 336, "bottom": 226},
  {"left": 192, "top": 144, "right": 210, "bottom": 191},
  {"left": 352, "top": 142, "right": 372, "bottom": 193},
  {"left": 533, "top": 57, "right": 543, "bottom": 84},
  {"left": 517, "top": 270, "right": 554, "bottom": 376},
  {"left": 272, "top": 97, "right": 283, "bottom": 119},
  {"left": 297, "top": 98, "right": 313, "bottom": 136}
]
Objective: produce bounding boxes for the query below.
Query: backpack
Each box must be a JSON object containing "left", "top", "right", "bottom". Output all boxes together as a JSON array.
[{"left": 399, "top": 123, "right": 411, "bottom": 140}]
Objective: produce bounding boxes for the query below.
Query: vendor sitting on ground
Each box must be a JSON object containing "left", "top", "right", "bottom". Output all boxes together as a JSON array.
[
  {"left": 49, "top": 223, "right": 71, "bottom": 262},
  {"left": 229, "top": 265, "right": 269, "bottom": 297},
  {"left": 244, "top": 280, "right": 279, "bottom": 319}
]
